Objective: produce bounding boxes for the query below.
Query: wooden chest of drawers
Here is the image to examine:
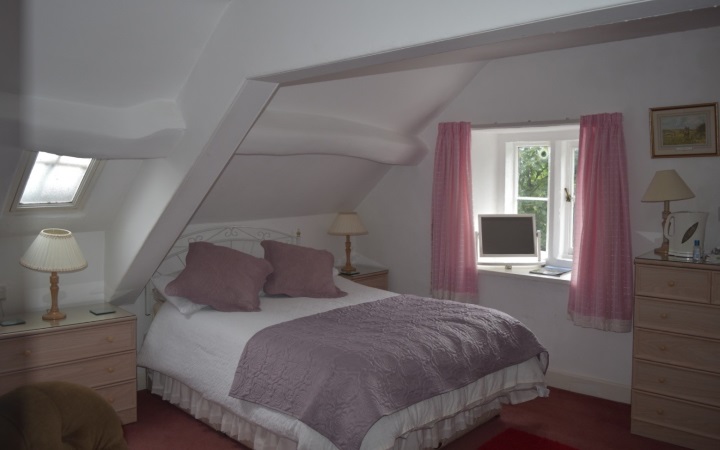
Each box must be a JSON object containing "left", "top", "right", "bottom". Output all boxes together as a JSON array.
[
  {"left": 0, "top": 304, "right": 137, "bottom": 424},
  {"left": 632, "top": 253, "right": 720, "bottom": 449}
]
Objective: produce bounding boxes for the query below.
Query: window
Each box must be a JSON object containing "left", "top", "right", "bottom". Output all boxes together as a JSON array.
[
  {"left": 10, "top": 151, "right": 101, "bottom": 211},
  {"left": 472, "top": 125, "right": 579, "bottom": 267}
]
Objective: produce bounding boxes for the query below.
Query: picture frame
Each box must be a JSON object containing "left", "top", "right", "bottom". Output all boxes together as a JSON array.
[{"left": 650, "top": 103, "right": 718, "bottom": 158}]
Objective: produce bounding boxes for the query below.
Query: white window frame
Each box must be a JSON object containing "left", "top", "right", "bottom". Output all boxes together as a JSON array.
[
  {"left": 552, "top": 140, "right": 578, "bottom": 264},
  {"left": 474, "top": 126, "right": 578, "bottom": 268},
  {"left": 8, "top": 150, "right": 102, "bottom": 212}
]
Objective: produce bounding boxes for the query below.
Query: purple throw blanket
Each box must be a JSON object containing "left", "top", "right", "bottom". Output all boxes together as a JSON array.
[{"left": 229, "top": 295, "right": 548, "bottom": 450}]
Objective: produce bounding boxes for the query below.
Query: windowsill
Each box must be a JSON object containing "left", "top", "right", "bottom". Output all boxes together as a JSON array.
[{"left": 477, "top": 264, "right": 571, "bottom": 285}]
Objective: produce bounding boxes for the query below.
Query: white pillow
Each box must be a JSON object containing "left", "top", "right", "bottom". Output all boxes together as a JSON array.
[{"left": 151, "top": 274, "right": 207, "bottom": 315}]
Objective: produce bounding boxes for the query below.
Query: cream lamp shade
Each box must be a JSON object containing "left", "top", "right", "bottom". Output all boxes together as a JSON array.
[
  {"left": 20, "top": 228, "right": 87, "bottom": 321},
  {"left": 328, "top": 212, "right": 368, "bottom": 275},
  {"left": 641, "top": 169, "right": 695, "bottom": 202},
  {"left": 641, "top": 170, "right": 695, "bottom": 256}
]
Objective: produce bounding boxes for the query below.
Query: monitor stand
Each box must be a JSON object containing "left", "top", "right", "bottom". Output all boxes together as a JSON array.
[
  {"left": 478, "top": 257, "right": 544, "bottom": 268},
  {"left": 502, "top": 261, "right": 545, "bottom": 270}
]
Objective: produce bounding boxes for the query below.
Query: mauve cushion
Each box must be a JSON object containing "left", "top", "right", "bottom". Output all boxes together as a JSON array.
[
  {"left": 165, "top": 242, "right": 273, "bottom": 311},
  {"left": 261, "top": 240, "right": 347, "bottom": 298},
  {"left": 152, "top": 274, "right": 207, "bottom": 315}
]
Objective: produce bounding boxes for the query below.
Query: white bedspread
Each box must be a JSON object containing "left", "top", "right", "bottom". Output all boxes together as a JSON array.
[{"left": 137, "top": 277, "right": 548, "bottom": 450}]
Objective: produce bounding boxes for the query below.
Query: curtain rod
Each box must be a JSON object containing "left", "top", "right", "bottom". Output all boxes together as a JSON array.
[{"left": 472, "top": 118, "right": 579, "bottom": 130}]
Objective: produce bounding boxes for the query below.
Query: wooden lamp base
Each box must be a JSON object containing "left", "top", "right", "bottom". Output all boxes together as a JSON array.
[
  {"left": 43, "top": 271, "right": 66, "bottom": 321},
  {"left": 340, "top": 235, "right": 358, "bottom": 274}
]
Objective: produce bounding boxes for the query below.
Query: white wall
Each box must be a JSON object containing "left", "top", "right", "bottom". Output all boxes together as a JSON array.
[{"left": 360, "top": 27, "right": 720, "bottom": 402}]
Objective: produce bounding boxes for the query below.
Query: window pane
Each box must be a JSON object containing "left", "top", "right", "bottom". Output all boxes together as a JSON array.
[
  {"left": 517, "top": 146, "right": 549, "bottom": 197},
  {"left": 518, "top": 199, "right": 547, "bottom": 251},
  {"left": 19, "top": 152, "right": 92, "bottom": 205},
  {"left": 567, "top": 146, "right": 579, "bottom": 254},
  {"left": 572, "top": 146, "right": 578, "bottom": 194}
]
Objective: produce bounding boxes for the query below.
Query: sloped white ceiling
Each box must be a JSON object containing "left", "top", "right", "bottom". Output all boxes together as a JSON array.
[
  {"left": 192, "top": 154, "right": 390, "bottom": 224},
  {"left": 265, "top": 61, "right": 487, "bottom": 134},
  {"left": 1, "top": 0, "right": 720, "bottom": 304},
  {"left": 27, "top": 0, "right": 229, "bottom": 107},
  {"left": 1, "top": 1, "right": 718, "bottom": 234},
  {"left": 18, "top": 0, "right": 229, "bottom": 163}
]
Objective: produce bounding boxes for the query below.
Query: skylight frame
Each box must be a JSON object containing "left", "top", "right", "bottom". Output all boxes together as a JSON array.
[{"left": 9, "top": 151, "right": 103, "bottom": 212}]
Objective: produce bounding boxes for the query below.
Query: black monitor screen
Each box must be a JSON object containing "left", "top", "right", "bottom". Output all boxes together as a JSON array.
[{"left": 478, "top": 214, "right": 537, "bottom": 257}]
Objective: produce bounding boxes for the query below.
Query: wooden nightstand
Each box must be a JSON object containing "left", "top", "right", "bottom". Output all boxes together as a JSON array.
[
  {"left": 0, "top": 303, "right": 137, "bottom": 424},
  {"left": 339, "top": 265, "right": 389, "bottom": 290}
]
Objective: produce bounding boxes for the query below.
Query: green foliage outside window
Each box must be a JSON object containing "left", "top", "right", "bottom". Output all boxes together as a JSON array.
[{"left": 517, "top": 146, "right": 549, "bottom": 251}]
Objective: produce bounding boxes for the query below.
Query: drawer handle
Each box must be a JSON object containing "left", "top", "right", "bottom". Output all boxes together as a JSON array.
[
  {"left": 667, "top": 280, "right": 675, "bottom": 287},
  {"left": 659, "top": 313, "right": 668, "bottom": 319},
  {"left": 105, "top": 336, "right": 115, "bottom": 343},
  {"left": 658, "top": 377, "right": 666, "bottom": 384},
  {"left": 23, "top": 350, "right": 32, "bottom": 357},
  {"left": 106, "top": 367, "right": 115, "bottom": 373},
  {"left": 656, "top": 409, "right": 664, "bottom": 416},
  {"left": 659, "top": 345, "right": 668, "bottom": 351}
]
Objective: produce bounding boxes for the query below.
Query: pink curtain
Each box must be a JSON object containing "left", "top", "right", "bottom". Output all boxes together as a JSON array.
[
  {"left": 568, "top": 113, "right": 633, "bottom": 332},
  {"left": 431, "top": 122, "right": 479, "bottom": 302}
]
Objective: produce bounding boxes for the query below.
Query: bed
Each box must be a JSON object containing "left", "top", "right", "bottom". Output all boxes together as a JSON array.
[{"left": 137, "top": 226, "right": 549, "bottom": 450}]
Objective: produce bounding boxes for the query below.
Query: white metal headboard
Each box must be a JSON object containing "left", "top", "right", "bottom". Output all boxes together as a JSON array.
[{"left": 144, "top": 226, "right": 300, "bottom": 315}]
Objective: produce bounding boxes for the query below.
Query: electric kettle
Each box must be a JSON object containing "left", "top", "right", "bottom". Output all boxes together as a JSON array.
[{"left": 663, "top": 211, "right": 708, "bottom": 257}]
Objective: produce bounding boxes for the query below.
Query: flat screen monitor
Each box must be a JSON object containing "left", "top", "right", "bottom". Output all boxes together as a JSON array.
[{"left": 478, "top": 214, "right": 538, "bottom": 260}]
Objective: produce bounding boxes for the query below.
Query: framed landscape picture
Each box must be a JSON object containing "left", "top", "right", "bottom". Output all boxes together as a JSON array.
[{"left": 650, "top": 103, "right": 718, "bottom": 157}]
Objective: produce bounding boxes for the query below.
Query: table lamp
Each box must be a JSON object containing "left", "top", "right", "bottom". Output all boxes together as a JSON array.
[
  {"left": 20, "top": 228, "right": 87, "bottom": 321},
  {"left": 328, "top": 212, "right": 368, "bottom": 275},
  {"left": 641, "top": 169, "right": 695, "bottom": 256}
]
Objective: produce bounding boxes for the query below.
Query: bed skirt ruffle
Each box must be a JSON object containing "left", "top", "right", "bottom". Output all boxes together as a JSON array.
[{"left": 147, "top": 369, "right": 547, "bottom": 450}]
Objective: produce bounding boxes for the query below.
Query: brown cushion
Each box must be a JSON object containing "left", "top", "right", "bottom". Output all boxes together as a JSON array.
[{"left": 0, "top": 381, "right": 128, "bottom": 450}]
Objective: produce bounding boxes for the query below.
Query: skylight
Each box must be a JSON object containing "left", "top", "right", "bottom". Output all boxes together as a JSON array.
[{"left": 11, "top": 151, "right": 100, "bottom": 211}]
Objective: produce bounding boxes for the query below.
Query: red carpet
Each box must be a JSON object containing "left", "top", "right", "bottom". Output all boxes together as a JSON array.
[
  {"left": 479, "top": 428, "right": 577, "bottom": 449},
  {"left": 125, "top": 389, "right": 681, "bottom": 450}
]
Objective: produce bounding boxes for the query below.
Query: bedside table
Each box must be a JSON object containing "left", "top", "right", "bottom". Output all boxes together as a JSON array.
[
  {"left": 339, "top": 265, "right": 389, "bottom": 290},
  {"left": 0, "top": 303, "right": 137, "bottom": 424}
]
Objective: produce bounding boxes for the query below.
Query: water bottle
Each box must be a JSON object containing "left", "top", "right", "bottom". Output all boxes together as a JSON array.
[{"left": 692, "top": 240, "right": 702, "bottom": 262}]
